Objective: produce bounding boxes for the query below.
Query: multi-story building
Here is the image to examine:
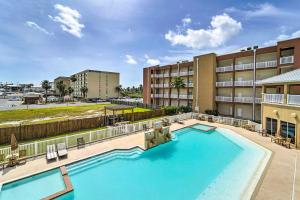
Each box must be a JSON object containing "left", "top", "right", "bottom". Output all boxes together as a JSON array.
[
  {"left": 71, "top": 69, "right": 119, "bottom": 99},
  {"left": 259, "top": 69, "right": 300, "bottom": 149},
  {"left": 143, "top": 37, "right": 300, "bottom": 122},
  {"left": 54, "top": 76, "right": 71, "bottom": 94}
]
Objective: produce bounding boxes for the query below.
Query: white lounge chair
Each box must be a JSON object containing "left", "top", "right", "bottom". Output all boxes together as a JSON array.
[
  {"left": 57, "top": 143, "right": 68, "bottom": 158},
  {"left": 46, "top": 144, "right": 57, "bottom": 161}
]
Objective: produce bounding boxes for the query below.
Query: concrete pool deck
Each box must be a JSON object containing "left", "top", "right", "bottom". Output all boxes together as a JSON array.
[{"left": 1, "top": 119, "right": 299, "bottom": 200}]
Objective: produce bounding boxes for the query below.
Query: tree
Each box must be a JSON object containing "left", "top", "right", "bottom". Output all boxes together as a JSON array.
[
  {"left": 171, "top": 77, "right": 186, "bottom": 108},
  {"left": 70, "top": 75, "right": 77, "bottom": 82},
  {"left": 139, "top": 84, "right": 143, "bottom": 93},
  {"left": 115, "top": 85, "right": 122, "bottom": 98},
  {"left": 80, "top": 86, "right": 88, "bottom": 99},
  {"left": 41, "top": 80, "right": 51, "bottom": 103},
  {"left": 56, "top": 81, "right": 66, "bottom": 101},
  {"left": 67, "top": 86, "right": 74, "bottom": 97}
]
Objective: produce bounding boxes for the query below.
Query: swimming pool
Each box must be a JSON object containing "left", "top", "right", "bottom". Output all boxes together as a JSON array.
[{"left": 0, "top": 124, "right": 271, "bottom": 200}]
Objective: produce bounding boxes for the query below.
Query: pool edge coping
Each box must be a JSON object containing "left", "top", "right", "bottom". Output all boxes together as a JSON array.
[{"left": 41, "top": 166, "right": 73, "bottom": 200}]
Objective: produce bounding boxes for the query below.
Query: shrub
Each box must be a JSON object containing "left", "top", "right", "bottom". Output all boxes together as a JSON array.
[
  {"left": 178, "top": 106, "right": 192, "bottom": 113},
  {"left": 205, "top": 109, "right": 219, "bottom": 116},
  {"left": 163, "top": 106, "right": 177, "bottom": 115}
]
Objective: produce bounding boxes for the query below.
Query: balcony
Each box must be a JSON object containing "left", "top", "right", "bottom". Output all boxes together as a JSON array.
[
  {"left": 186, "top": 83, "right": 193, "bottom": 87},
  {"left": 215, "top": 96, "right": 233, "bottom": 102},
  {"left": 188, "top": 71, "right": 194, "bottom": 75},
  {"left": 216, "top": 81, "right": 233, "bottom": 87},
  {"left": 287, "top": 95, "right": 300, "bottom": 105},
  {"left": 256, "top": 60, "right": 277, "bottom": 69},
  {"left": 234, "top": 80, "right": 253, "bottom": 87},
  {"left": 263, "top": 94, "right": 284, "bottom": 104},
  {"left": 280, "top": 56, "right": 294, "bottom": 65},
  {"left": 216, "top": 65, "right": 233, "bottom": 73},
  {"left": 234, "top": 97, "right": 253, "bottom": 103},
  {"left": 235, "top": 63, "right": 254, "bottom": 71},
  {"left": 169, "top": 94, "right": 193, "bottom": 99}
]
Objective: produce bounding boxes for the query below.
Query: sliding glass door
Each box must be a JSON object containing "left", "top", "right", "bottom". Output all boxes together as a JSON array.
[
  {"left": 280, "top": 121, "right": 295, "bottom": 144},
  {"left": 266, "top": 118, "right": 277, "bottom": 136}
]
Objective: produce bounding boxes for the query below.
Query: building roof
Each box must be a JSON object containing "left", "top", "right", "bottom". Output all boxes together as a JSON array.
[
  {"left": 256, "top": 68, "right": 300, "bottom": 85},
  {"left": 74, "top": 69, "right": 119, "bottom": 75}
]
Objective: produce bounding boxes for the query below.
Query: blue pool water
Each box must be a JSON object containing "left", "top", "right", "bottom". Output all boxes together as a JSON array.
[
  {"left": 0, "top": 168, "right": 65, "bottom": 200},
  {"left": 0, "top": 125, "right": 270, "bottom": 200}
]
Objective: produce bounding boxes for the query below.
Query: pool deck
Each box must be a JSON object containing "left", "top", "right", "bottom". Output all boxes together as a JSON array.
[{"left": 1, "top": 119, "right": 299, "bottom": 200}]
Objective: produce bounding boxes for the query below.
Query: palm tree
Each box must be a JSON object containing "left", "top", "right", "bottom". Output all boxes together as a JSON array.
[
  {"left": 171, "top": 77, "right": 186, "bottom": 107},
  {"left": 67, "top": 86, "right": 74, "bottom": 100},
  {"left": 70, "top": 75, "right": 77, "bottom": 82},
  {"left": 41, "top": 80, "right": 51, "bottom": 103},
  {"left": 56, "top": 81, "right": 66, "bottom": 101},
  {"left": 80, "top": 86, "right": 88, "bottom": 99},
  {"left": 115, "top": 85, "right": 122, "bottom": 98}
]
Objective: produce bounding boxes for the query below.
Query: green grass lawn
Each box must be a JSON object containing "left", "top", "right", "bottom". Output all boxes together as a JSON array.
[{"left": 0, "top": 103, "right": 151, "bottom": 124}]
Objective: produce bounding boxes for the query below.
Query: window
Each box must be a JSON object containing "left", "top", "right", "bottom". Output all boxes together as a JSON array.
[
  {"left": 280, "top": 121, "right": 295, "bottom": 144},
  {"left": 266, "top": 118, "right": 277, "bottom": 136}
]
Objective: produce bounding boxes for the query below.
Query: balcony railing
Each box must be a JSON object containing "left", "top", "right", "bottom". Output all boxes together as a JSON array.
[
  {"left": 215, "top": 96, "right": 233, "bottom": 102},
  {"left": 256, "top": 60, "right": 277, "bottom": 69},
  {"left": 234, "top": 97, "right": 253, "bottom": 103},
  {"left": 287, "top": 95, "right": 300, "bottom": 105},
  {"left": 234, "top": 80, "right": 253, "bottom": 87},
  {"left": 263, "top": 94, "right": 284, "bottom": 104},
  {"left": 216, "top": 81, "right": 233, "bottom": 87},
  {"left": 188, "top": 71, "right": 194, "bottom": 75},
  {"left": 186, "top": 83, "right": 193, "bottom": 87},
  {"left": 255, "top": 98, "right": 262, "bottom": 104},
  {"left": 216, "top": 65, "right": 233, "bottom": 73},
  {"left": 280, "top": 56, "right": 294, "bottom": 65},
  {"left": 235, "top": 63, "right": 254, "bottom": 71}
]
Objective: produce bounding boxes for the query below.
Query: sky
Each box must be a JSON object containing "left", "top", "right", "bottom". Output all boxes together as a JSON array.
[{"left": 1, "top": 0, "right": 300, "bottom": 87}]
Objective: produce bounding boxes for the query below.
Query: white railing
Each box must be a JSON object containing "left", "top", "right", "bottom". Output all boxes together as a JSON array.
[
  {"left": 216, "top": 81, "right": 233, "bottom": 87},
  {"left": 280, "top": 56, "right": 294, "bottom": 65},
  {"left": 199, "top": 114, "right": 261, "bottom": 130},
  {"left": 188, "top": 71, "right": 194, "bottom": 75},
  {"left": 234, "top": 80, "right": 253, "bottom": 86},
  {"left": 216, "top": 65, "right": 233, "bottom": 72},
  {"left": 179, "top": 71, "right": 188, "bottom": 76},
  {"left": 263, "top": 94, "right": 284, "bottom": 104},
  {"left": 235, "top": 63, "right": 254, "bottom": 71},
  {"left": 256, "top": 60, "right": 277, "bottom": 69},
  {"left": 164, "top": 73, "right": 169, "bottom": 77},
  {"left": 171, "top": 72, "right": 179, "bottom": 77},
  {"left": 287, "top": 95, "right": 300, "bottom": 105},
  {"left": 234, "top": 97, "right": 253, "bottom": 103},
  {"left": 255, "top": 98, "right": 262, "bottom": 104},
  {"left": 163, "top": 83, "right": 169, "bottom": 87},
  {"left": 170, "top": 94, "right": 178, "bottom": 98},
  {"left": 0, "top": 113, "right": 194, "bottom": 161},
  {"left": 215, "top": 96, "right": 232, "bottom": 102}
]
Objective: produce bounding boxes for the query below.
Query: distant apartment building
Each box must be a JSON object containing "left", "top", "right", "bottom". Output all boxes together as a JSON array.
[
  {"left": 143, "top": 37, "right": 300, "bottom": 122},
  {"left": 71, "top": 69, "right": 119, "bottom": 99},
  {"left": 54, "top": 76, "right": 71, "bottom": 94}
]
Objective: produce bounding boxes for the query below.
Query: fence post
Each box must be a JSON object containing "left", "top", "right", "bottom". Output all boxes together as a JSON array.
[
  {"left": 89, "top": 131, "right": 92, "bottom": 143},
  {"left": 65, "top": 136, "right": 68, "bottom": 148},
  {"left": 34, "top": 141, "right": 38, "bottom": 156}
]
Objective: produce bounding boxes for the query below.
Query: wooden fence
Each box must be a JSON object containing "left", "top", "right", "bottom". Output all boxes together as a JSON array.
[{"left": 0, "top": 109, "right": 165, "bottom": 145}]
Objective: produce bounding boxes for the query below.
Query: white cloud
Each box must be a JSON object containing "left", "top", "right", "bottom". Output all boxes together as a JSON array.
[
  {"left": 25, "top": 21, "right": 53, "bottom": 35},
  {"left": 145, "top": 54, "right": 160, "bottom": 66},
  {"left": 182, "top": 17, "right": 192, "bottom": 26},
  {"left": 49, "top": 4, "right": 85, "bottom": 38},
  {"left": 264, "top": 30, "right": 300, "bottom": 46},
  {"left": 165, "top": 13, "right": 242, "bottom": 49},
  {"left": 125, "top": 55, "right": 137, "bottom": 65},
  {"left": 225, "top": 3, "right": 292, "bottom": 18}
]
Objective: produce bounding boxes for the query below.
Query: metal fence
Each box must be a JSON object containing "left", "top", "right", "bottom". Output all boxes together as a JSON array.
[
  {"left": 0, "top": 113, "right": 193, "bottom": 161},
  {"left": 110, "top": 99, "right": 161, "bottom": 109},
  {"left": 199, "top": 114, "right": 262, "bottom": 131}
]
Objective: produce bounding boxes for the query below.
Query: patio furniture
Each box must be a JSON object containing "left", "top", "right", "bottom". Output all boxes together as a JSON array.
[
  {"left": 270, "top": 135, "right": 280, "bottom": 143},
  {"left": 77, "top": 137, "right": 85, "bottom": 148},
  {"left": 207, "top": 116, "right": 213, "bottom": 123},
  {"left": 0, "top": 154, "right": 8, "bottom": 170},
  {"left": 6, "top": 153, "right": 19, "bottom": 167},
  {"left": 258, "top": 129, "right": 268, "bottom": 137},
  {"left": 142, "top": 124, "right": 150, "bottom": 131},
  {"left": 57, "top": 143, "right": 68, "bottom": 158},
  {"left": 46, "top": 144, "right": 57, "bottom": 161},
  {"left": 18, "top": 149, "right": 27, "bottom": 164},
  {"left": 283, "top": 138, "right": 292, "bottom": 149}
]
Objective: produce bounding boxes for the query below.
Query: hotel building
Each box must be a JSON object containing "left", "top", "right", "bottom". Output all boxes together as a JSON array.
[
  {"left": 71, "top": 69, "right": 120, "bottom": 99},
  {"left": 143, "top": 37, "right": 300, "bottom": 122},
  {"left": 54, "top": 76, "right": 71, "bottom": 94}
]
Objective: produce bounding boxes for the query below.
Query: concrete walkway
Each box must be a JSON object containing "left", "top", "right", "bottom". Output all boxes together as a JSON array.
[{"left": 1, "top": 119, "right": 299, "bottom": 200}]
